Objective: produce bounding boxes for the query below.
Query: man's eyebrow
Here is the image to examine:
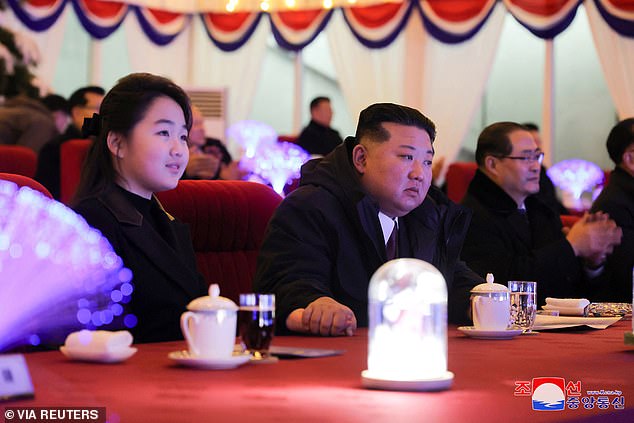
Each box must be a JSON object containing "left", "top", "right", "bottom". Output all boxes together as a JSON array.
[{"left": 398, "top": 145, "right": 434, "bottom": 155}]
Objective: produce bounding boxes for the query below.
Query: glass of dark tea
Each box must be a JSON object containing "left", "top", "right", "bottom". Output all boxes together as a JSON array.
[{"left": 238, "top": 293, "right": 275, "bottom": 360}]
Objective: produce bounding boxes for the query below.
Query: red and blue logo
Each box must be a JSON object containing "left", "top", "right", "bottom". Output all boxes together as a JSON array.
[{"left": 532, "top": 377, "right": 566, "bottom": 411}]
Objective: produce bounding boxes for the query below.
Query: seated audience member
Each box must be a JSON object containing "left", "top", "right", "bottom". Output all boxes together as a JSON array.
[
  {"left": 0, "top": 94, "right": 58, "bottom": 153},
  {"left": 183, "top": 105, "right": 247, "bottom": 180},
  {"left": 461, "top": 122, "right": 622, "bottom": 306},
  {"left": 254, "top": 103, "right": 481, "bottom": 336},
  {"left": 522, "top": 122, "right": 568, "bottom": 215},
  {"left": 73, "top": 73, "right": 207, "bottom": 343},
  {"left": 36, "top": 86, "right": 105, "bottom": 199},
  {"left": 42, "top": 94, "right": 71, "bottom": 134},
  {"left": 590, "top": 118, "right": 634, "bottom": 302},
  {"left": 297, "top": 96, "right": 343, "bottom": 156},
  {"left": 182, "top": 105, "right": 221, "bottom": 180}
]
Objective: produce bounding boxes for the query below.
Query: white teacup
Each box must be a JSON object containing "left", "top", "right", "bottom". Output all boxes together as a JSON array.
[
  {"left": 472, "top": 295, "right": 510, "bottom": 331},
  {"left": 180, "top": 284, "right": 237, "bottom": 359}
]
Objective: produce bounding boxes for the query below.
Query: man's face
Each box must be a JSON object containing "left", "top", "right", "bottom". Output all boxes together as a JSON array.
[
  {"left": 72, "top": 92, "right": 103, "bottom": 131},
  {"left": 311, "top": 100, "right": 333, "bottom": 127},
  {"left": 353, "top": 122, "right": 433, "bottom": 218},
  {"left": 490, "top": 129, "right": 541, "bottom": 205},
  {"left": 188, "top": 106, "right": 206, "bottom": 148}
]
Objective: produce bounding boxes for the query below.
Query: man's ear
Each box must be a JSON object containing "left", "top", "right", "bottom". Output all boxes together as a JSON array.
[
  {"left": 483, "top": 155, "right": 498, "bottom": 176},
  {"left": 106, "top": 132, "right": 124, "bottom": 158},
  {"left": 352, "top": 143, "right": 368, "bottom": 174}
]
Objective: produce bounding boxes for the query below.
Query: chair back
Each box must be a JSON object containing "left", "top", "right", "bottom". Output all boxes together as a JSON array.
[
  {"left": 60, "top": 139, "right": 91, "bottom": 204},
  {"left": 157, "top": 180, "right": 282, "bottom": 303},
  {"left": 278, "top": 135, "right": 298, "bottom": 143},
  {"left": 0, "top": 145, "right": 37, "bottom": 177},
  {"left": 445, "top": 162, "right": 478, "bottom": 203},
  {"left": 0, "top": 172, "right": 53, "bottom": 198}
]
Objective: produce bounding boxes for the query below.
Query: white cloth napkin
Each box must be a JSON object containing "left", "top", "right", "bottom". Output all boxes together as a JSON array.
[
  {"left": 64, "top": 330, "right": 133, "bottom": 353},
  {"left": 543, "top": 298, "right": 590, "bottom": 316}
]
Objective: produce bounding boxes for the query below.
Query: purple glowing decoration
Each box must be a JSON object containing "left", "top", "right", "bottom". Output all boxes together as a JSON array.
[
  {"left": 547, "top": 159, "right": 604, "bottom": 197},
  {"left": 227, "top": 120, "right": 278, "bottom": 160},
  {"left": 547, "top": 159, "right": 605, "bottom": 211},
  {"left": 0, "top": 181, "right": 134, "bottom": 351},
  {"left": 227, "top": 121, "right": 311, "bottom": 196}
]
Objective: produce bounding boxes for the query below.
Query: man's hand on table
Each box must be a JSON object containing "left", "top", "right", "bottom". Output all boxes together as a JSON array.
[{"left": 286, "top": 297, "right": 357, "bottom": 336}]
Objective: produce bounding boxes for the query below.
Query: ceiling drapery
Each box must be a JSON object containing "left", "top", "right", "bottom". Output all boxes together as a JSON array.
[{"left": 6, "top": 0, "right": 634, "bottom": 52}]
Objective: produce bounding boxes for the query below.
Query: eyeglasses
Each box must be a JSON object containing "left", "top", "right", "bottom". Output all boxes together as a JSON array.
[{"left": 495, "top": 152, "right": 544, "bottom": 165}]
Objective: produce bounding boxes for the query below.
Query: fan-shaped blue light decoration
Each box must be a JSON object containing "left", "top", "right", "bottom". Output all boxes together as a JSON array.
[{"left": 0, "top": 181, "right": 134, "bottom": 352}]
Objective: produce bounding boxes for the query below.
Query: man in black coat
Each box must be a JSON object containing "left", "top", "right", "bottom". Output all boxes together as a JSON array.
[
  {"left": 461, "top": 122, "right": 622, "bottom": 306},
  {"left": 296, "top": 96, "right": 343, "bottom": 156},
  {"left": 590, "top": 118, "right": 634, "bottom": 302},
  {"left": 254, "top": 103, "right": 481, "bottom": 336},
  {"left": 35, "top": 86, "right": 105, "bottom": 199}
]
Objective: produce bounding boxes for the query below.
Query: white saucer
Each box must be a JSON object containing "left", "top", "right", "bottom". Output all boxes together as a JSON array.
[
  {"left": 168, "top": 351, "right": 251, "bottom": 370},
  {"left": 457, "top": 326, "right": 523, "bottom": 340},
  {"left": 60, "top": 346, "right": 137, "bottom": 363}
]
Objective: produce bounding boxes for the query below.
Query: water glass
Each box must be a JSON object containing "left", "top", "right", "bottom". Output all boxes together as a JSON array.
[
  {"left": 238, "top": 293, "right": 275, "bottom": 360},
  {"left": 508, "top": 281, "right": 537, "bottom": 332}
]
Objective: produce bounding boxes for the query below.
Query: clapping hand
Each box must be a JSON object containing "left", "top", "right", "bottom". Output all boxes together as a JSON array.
[{"left": 566, "top": 212, "right": 622, "bottom": 267}]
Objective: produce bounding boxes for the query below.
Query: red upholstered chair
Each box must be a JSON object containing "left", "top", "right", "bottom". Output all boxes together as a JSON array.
[
  {"left": 0, "top": 172, "right": 53, "bottom": 198},
  {"left": 445, "top": 162, "right": 478, "bottom": 203},
  {"left": 156, "top": 180, "right": 282, "bottom": 303},
  {"left": 0, "top": 145, "right": 38, "bottom": 177},
  {"left": 60, "top": 139, "right": 91, "bottom": 204},
  {"left": 278, "top": 135, "right": 298, "bottom": 143},
  {"left": 560, "top": 214, "right": 581, "bottom": 229}
]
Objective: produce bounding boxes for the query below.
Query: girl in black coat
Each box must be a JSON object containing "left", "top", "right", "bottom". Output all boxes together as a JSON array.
[{"left": 73, "top": 73, "right": 207, "bottom": 343}]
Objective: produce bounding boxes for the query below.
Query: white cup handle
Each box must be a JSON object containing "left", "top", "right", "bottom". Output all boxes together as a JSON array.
[{"left": 180, "top": 311, "right": 200, "bottom": 356}]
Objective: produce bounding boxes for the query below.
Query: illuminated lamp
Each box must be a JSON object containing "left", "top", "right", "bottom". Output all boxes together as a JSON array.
[
  {"left": 0, "top": 181, "right": 133, "bottom": 352},
  {"left": 547, "top": 159, "right": 604, "bottom": 211},
  {"left": 362, "top": 259, "right": 454, "bottom": 391},
  {"left": 227, "top": 120, "right": 310, "bottom": 196}
]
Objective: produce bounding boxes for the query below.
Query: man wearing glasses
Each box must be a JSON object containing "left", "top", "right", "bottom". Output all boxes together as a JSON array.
[{"left": 460, "top": 122, "right": 622, "bottom": 305}]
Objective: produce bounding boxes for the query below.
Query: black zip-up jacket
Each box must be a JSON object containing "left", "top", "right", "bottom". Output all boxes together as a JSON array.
[{"left": 254, "top": 138, "right": 481, "bottom": 332}]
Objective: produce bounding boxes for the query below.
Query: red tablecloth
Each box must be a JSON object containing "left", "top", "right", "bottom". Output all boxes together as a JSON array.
[{"left": 4, "top": 321, "right": 634, "bottom": 423}]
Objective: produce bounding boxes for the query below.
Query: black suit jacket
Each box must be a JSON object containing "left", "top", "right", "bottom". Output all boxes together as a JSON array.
[
  {"left": 590, "top": 167, "right": 634, "bottom": 302},
  {"left": 74, "top": 186, "right": 207, "bottom": 342}
]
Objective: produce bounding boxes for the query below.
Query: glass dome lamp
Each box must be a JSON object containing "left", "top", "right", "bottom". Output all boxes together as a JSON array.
[{"left": 362, "top": 259, "right": 454, "bottom": 391}]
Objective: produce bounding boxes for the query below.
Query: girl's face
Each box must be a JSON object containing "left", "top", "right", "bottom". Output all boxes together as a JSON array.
[{"left": 111, "top": 96, "right": 189, "bottom": 199}]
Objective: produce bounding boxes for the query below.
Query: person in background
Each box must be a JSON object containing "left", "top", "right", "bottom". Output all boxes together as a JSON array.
[
  {"left": 183, "top": 105, "right": 247, "bottom": 181},
  {"left": 522, "top": 122, "right": 568, "bottom": 215},
  {"left": 0, "top": 94, "right": 58, "bottom": 153},
  {"left": 296, "top": 96, "right": 343, "bottom": 156},
  {"left": 36, "top": 86, "right": 105, "bottom": 199},
  {"left": 461, "top": 122, "right": 622, "bottom": 306},
  {"left": 254, "top": 103, "right": 481, "bottom": 336},
  {"left": 41, "top": 94, "right": 70, "bottom": 134},
  {"left": 590, "top": 118, "right": 634, "bottom": 302},
  {"left": 73, "top": 73, "right": 207, "bottom": 343}
]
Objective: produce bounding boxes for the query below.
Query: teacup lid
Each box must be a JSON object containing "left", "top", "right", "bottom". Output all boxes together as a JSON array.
[
  {"left": 186, "top": 284, "right": 238, "bottom": 311},
  {"left": 471, "top": 273, "right": 509, "bottom": 293}
]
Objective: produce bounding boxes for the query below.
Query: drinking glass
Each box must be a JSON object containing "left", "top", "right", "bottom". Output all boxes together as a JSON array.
[
  {"left": 239, "top": 293, "right": 275, "bottom": 360},
  {"left": 508, "top": 281, "right": 537, "bottom": 333}
]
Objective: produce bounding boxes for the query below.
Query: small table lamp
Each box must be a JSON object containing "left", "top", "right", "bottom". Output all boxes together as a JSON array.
[{"left": 362, "top": 259, "right": 454, "bottom": 391}]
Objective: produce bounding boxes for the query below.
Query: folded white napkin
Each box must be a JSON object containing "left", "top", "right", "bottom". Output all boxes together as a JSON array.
[
  {"left": 543, "top": 298, "right": 590, "bottom": 316},
  {"left": 64, "top": 330, "right": 133, "bottom": 353}
]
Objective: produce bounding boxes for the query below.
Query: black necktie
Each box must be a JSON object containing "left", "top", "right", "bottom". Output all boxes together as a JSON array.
[{"left": 386, "top": 220, "right": 398, "bottom": 260}]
